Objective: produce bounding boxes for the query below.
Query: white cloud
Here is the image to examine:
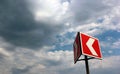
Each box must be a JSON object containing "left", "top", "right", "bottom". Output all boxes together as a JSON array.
[
  {"left": 66, "top": 23, "right": 103, "bottom": 36},
  {"left": 65, "top": 5, "right": 120, "bottom": 36},
  {"left": 59, "top": 0, "right": 120, "bottom": 48},
  {"left": 16, "top": 49, "right": 120, "bottom": 74},
  {"left": 27, "top": 0, "right": 70, "bottom": 24},
  {"left": 24, "top": 0, "right": 120, "bottom": 50},
  {"left": 0, "top": 45, "right": 119, "bottom": 74},
  {"left": 99, "top": 6, "right": 120, "bottom": 31},
  {"left": 0, "top": 48, "right": 10, "bottom": 57},
  {"left": 89, "top": 56, "right": 120, "bottom": 74},
  {"left": 25, "top": 50, "right": 120, "bottom": 74},
  {"left": 62, "top": 0, "right": 120, "bottom": 35},
  {"left": 69, "top": 0, "right": 111, "bottom": 24}
]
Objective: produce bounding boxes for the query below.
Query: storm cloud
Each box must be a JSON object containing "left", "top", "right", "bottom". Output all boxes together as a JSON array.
[{"left": 0, "top": 0, "right": 64, "bottom": 49}]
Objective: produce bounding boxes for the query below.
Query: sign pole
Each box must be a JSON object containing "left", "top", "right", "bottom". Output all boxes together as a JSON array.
[{"left": 84, "top": 55, "right": 90, "bottom": 74}]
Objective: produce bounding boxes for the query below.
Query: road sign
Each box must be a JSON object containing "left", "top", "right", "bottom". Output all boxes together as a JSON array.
[
  {"left": 73, "top": 33, "right": 82, "bottom": 64},
  {"left": 73, "top": 32, "right": 102, "bottom": 63},
  {"left": 73, "top": 32, "right": 102, "bottom": 74},
  {"left": 80, "top": 33, "right": 102, "bottom": 59}
]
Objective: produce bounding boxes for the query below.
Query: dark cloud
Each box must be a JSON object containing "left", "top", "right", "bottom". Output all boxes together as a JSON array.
[
  {"left": 70, "top": 0, "right": 111, "bottom": 25},
  {"left": 12, "top": 65, "right": 36, "bottom": 74},
  {"left": 43, "top": 59, "right": 62, "bottom": 67},
  {"left": 12, "top": 68, "right": 29, "bottom": 74},
  {"left": 90, "top": 67, "right": 120, "bottom": 74},
  {"left": 58, "top": 67, "right": 85, "bottom": 74},
  {"left": 0, "top": 0, "right": 63, "bottom": 49},
  {"left": 61, "top": 0, "right": 71, "bottom": 3}
]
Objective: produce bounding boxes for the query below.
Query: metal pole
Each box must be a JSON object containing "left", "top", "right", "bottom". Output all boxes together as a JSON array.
[{"left": 85, "top": 55, "right": 90, "bottom": 74}]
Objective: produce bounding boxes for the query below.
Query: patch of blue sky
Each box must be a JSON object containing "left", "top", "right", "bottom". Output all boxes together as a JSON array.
[
  {"left": 52, "top": 44, "right": 72, "bottom": 51},
  {"left": 96, "top": 30, "right": 120, "bottom": 42},
  {"left": 53, "top": 30, "right": 120, "bottom": 57},
  {"left": 102, "top": 49, "right": 120, "bottom": 57},
  {"left": 96, "top": 18, "right": 104, "bottom": 23},
  {"left": 96, "top": 30, "right": 120, "bottom": 56},
  {"left": 52, "top": 32, "right": 75, "bottom": 51}
]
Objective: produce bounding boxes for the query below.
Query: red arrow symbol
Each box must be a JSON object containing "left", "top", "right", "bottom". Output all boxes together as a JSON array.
[{"left": 86, "top": 38, "right": 98, "bottom": 56}]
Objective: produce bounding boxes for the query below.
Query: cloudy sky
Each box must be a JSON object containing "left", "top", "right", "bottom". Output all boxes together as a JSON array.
[{"left": 0, "top": 0, "right": 120, "bottom": 74}]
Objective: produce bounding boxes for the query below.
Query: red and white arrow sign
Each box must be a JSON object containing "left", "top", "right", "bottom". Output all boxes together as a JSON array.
[
  {"left": 86, "top": 38, "right": 98, "bottom": 56},
  {"left": 80, "top": 33, "right": 102, "bottom": 59},
  {"left": 73, "top": 32, "right": 102, "bottom": 64}
]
